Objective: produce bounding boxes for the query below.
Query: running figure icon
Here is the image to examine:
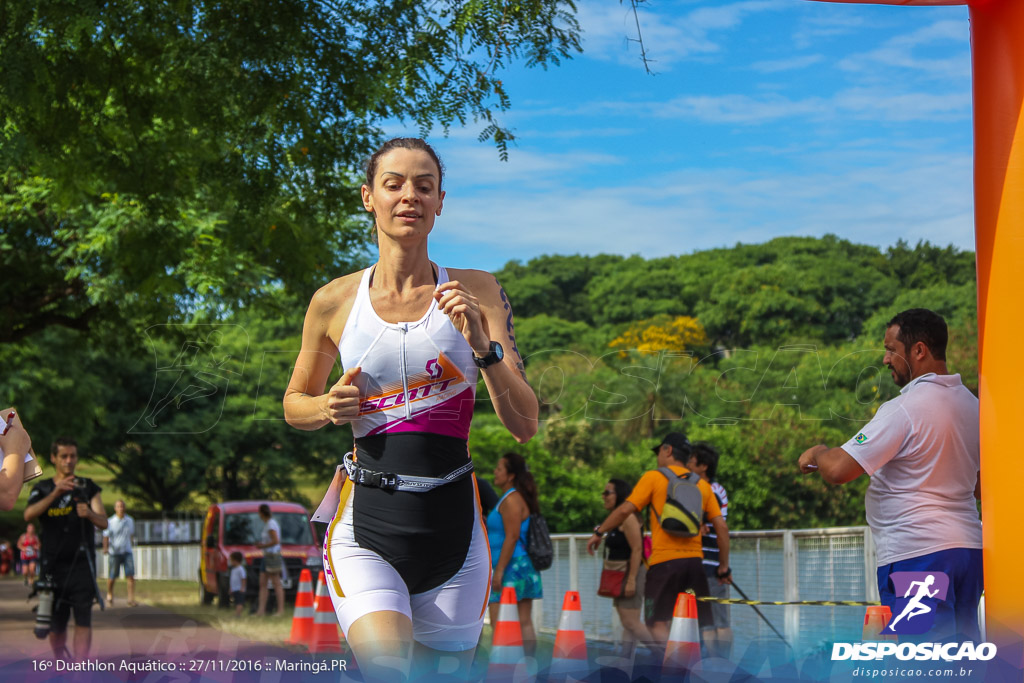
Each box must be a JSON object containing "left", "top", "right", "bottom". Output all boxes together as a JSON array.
[{"left": 887, "top": 574, "right": 940, "bottom": 631}]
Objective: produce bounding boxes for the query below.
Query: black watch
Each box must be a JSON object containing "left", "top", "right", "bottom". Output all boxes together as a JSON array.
[{"left": 473, "top": 341, "right": 504, "bottom": 369}]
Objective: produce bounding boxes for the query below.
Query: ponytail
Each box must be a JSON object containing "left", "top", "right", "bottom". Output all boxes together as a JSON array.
[{"left": 502, "top": 452, "right": 539, "bottom": 515}]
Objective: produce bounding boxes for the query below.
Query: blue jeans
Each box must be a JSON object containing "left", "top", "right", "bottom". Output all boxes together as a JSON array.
[
  {"left": 109, "top": 551, "right": 135, "bottom": 580},
  {"left": 877, "top": 548, "right": 983, "bottom": 642}
]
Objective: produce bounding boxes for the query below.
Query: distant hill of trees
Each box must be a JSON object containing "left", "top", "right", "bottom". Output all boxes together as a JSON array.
[{"left": 2, "top": 236, "right": 978, "bottom": 533}]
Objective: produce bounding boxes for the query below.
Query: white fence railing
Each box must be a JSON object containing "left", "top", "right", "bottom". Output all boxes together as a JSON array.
[
  {"left": 97, "top": 544, "right": 201, "bottom": 581},
  {"left": 539, "top": 527, "right": 876, "bottom": 656},
  {"left": 91, "top": 519, "right": 202, "bottom": 546}
]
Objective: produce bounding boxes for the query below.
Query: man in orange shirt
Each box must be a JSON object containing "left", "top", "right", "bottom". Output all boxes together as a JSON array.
[{"left": 588, "top": 432, "right": 731, "bottom": 643}]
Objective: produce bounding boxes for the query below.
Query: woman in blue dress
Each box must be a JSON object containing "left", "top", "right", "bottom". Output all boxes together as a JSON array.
[{"left": 487, "top": 451, "right": 543, "bottom": 653}]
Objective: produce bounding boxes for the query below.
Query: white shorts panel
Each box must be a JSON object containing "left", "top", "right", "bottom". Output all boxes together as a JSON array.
[{"left": 325, "top": 484, "right": 490, "bottom": 652}]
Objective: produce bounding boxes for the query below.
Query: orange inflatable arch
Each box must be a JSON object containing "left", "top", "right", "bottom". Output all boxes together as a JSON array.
[{"left": 810, "top": 0, "right": 1023, "bottom": 667}]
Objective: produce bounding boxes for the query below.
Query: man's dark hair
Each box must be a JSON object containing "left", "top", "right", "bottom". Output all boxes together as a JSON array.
[
  {"left": 50, "top": 436, "right": 78, "bottom": 457},
  {"left": 258, "top": 503, "right": 271, "bottom": 517},
  {"left": 887, "top": 308, "right": 948, "bottom": 361},
  {"left": 690, "top": 442, "right": 720, "bottom": 481}
]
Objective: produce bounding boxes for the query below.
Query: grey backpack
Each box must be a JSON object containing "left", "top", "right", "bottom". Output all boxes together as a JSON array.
[{"left": 655, "top": 468, "right": 704, "bottom": 537}]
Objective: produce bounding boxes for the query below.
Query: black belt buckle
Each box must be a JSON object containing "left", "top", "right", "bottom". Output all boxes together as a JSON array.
[{"left": 356, "top": 467, "right": 398, "bottom": 491}]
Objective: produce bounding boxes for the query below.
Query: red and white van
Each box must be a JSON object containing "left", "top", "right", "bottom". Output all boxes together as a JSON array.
[{"left": 198, "top": 500, "right": 322, "bottom": 607}]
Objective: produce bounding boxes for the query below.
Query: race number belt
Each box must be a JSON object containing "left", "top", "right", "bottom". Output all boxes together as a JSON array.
[{"left": 342, "top": 452, "right": 474, "bottom": 493}]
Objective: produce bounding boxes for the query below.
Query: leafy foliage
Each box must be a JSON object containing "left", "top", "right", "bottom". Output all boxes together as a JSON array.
[{"left": 0, "top": 0, "right": 582, "bottom": 343}]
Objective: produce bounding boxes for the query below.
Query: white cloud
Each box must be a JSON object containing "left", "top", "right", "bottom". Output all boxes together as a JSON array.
[
  {"left": 792, "top": 11, "right": 869, "bottom": 51},
  {"left": 434, "top": 141, "right": 626, "bottom": 192},
  {"left": 576, "top": 0, "right": 789, "bottom": 70},
  {"left": 431, "top": 149, "right": 974, "bottom": 269},
  {"left": 532, "top": 87, "right": 969, "bottom": 125},
  {"left": 838, "top": 19, "right": 970, "bottom": 80},
  {"left": 833, "top": 88, "right": 968, "bottom": 122}
]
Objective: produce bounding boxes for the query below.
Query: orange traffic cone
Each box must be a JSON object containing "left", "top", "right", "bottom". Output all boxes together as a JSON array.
[
  {"left": 488, "top": 586, "right": 524, "bottom": 678},
  {"left": 287, "top": 569, "right": 315, "bottom": 645},
  {"left": 309, "top": 570, "right": 343, "bottom": 653},
  {"left": 550, "top": 590, "right": 588, "bottom": 677},
  {"left": 864, "top": 605, "right": 898, "bottom": 642},
  {"left": 663, "top": 592, "right": 701, "bottom": 676}
]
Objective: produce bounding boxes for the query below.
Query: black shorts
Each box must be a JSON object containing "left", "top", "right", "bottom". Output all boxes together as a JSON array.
[
  {"left": 644, "top": 557, "right": 711, "bottom": 627},
  {"left": 50, "top": 569, "right": 97, "bottom": 633}
]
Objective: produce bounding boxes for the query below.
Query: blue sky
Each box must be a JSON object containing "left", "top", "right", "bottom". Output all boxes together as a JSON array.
[{"left": 406, "top": 1, "right": 974, "bottom": 272}]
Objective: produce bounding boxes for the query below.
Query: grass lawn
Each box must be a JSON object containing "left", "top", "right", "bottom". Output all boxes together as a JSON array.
[
  {"left": 134, "top": 580, "right": 507, "bottom": 662},
  {"left": 132, "top": 579, "right": 301, "bottom": 646}
]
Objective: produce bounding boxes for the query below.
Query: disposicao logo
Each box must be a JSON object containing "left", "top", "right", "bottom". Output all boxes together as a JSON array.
[
  {"left": 831, "top": 571, "right": 998, "bottom": 663},
  {"left": 854, "top": 432, "right": 868, "bottom": 444},
  {"left": 885, "top": 571, "right": 948, "bottom": 635}
]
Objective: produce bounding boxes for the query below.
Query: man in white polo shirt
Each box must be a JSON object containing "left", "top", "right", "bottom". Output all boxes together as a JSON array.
[{"left": 798, "top": 308, "right": 982, "bottom": 642}]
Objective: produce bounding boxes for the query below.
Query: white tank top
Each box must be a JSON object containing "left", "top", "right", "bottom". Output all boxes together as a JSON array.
[{"left": 338, "top": 265, "right": 479, "bottom": 440}]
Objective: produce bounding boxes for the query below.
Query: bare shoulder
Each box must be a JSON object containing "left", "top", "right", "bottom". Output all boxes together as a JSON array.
[
  {"left": 621, "top": 512, "right": 642, "bottom": 531},
  {"left": 312, "top": 270, "right": 363, "bottom": 309},
  {"left": 309, "top": 269, "right": 366, "bottom": 342},
  {"left": 446, "top": 268, "right": 502, "bottom": 298}
]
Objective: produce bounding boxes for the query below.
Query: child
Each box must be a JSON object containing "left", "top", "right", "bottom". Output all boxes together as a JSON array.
[{"left": 229, "top": 551, "right": 247, "bottom": 617}]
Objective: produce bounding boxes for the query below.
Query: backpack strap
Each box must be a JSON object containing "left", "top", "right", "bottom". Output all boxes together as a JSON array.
[
  {"left": 657, "top": 467, "right": 700, "bottom": 486},
  {"left": 655, "top": 467, "right": 677, "bottom": 522}
]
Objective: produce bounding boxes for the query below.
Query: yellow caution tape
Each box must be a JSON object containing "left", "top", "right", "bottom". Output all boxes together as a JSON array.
[{"left": 696, "top": 597, "right": 880, "bottom": 606}]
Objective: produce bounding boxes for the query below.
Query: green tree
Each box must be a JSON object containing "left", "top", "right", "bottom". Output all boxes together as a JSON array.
[
  {"left": 84, "top": 305, "right": 350, "bottom": 509},
  {"left": 496, "top": 253, "right": 624, "bottom": 323},
  {"left": 1, "top": 0, "right": 582, "bottom": 343}
]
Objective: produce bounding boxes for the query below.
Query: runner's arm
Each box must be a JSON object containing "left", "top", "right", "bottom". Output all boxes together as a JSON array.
[
  {"left": 442, "top": 271, "right": 538, "bottom": 443},
  {"left": 0, "top": 422, "right": 30, "bottom": 511},
  {"left": 284, "top": 281, "right": 359, "bottom": 430}
]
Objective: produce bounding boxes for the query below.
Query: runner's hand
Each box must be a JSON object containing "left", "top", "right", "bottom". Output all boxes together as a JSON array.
[
  {"left": 324, "top": 367, "right": 361, "bottom": 425},
  {"left": 434, "top": 281, "right": 490, "bottom": 353}
]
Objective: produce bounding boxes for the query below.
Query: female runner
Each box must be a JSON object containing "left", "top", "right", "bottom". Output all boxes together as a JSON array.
[{"left": 284, "top": 137, "right": 538, "bottom": 680}]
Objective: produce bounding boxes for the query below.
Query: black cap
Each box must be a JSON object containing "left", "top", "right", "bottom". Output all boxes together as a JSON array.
[{"left": 652, "top": 432, "right": 691, "bottom": 456}]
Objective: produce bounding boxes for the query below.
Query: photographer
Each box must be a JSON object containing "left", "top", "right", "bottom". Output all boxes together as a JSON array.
[{"left": 24, "top": 437, "right": 106, "bottom": 661}]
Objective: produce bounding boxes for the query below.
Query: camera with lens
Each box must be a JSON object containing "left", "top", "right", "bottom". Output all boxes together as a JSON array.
[
  {"left": 28, "top": 575, "right": 55, "bottom": 639},
  {"left": 72, "top": 477, "right": 90, "bottom": 504}
]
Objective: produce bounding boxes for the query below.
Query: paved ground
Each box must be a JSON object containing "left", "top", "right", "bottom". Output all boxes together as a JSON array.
[{"left": 0, "top": 578, "right": 351, "bottom": 682}]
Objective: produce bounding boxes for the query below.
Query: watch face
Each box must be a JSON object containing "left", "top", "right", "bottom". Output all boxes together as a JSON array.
[{"left": 474, "top": 342, "right": 504, "bottom": 368}]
